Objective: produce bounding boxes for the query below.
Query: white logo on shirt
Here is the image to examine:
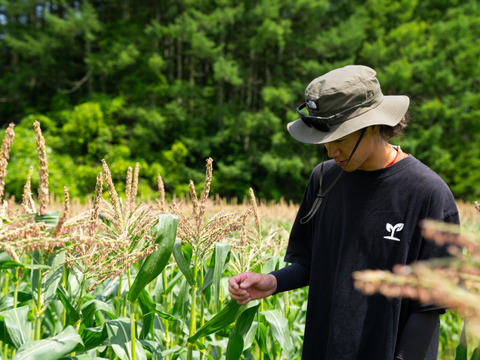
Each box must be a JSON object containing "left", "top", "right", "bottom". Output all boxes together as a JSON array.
[{"left": 384, "top": 223, "right": 404, "bottom": 241}]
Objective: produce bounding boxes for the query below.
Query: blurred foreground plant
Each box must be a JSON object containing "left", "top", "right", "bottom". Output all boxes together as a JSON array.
[{"left": 353, "top": 202, "right": 480, "bottom": 359}]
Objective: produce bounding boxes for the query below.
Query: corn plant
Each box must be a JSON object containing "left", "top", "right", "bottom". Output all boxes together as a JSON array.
[
  {"left": 0, "top": 122, "right": 178, "bottom": 360},
  {"left": 0, "top": 121, "right": 308, "bottom": 360}
]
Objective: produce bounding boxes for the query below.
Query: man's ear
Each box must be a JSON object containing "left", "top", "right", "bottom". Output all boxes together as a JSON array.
[{"left": 370, "top": 125, "right": 381, "bottom": 135}]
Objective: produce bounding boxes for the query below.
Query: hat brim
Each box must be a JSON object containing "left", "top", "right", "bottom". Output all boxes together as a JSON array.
[{"left": 287, "top": 95, "right": 410, "bottom": 144}]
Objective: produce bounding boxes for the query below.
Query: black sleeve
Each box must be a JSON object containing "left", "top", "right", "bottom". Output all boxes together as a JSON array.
[
  {"left": 395, "top": 311, "right": 440, "bottom": 360},
  {"left": 270, "top": 263, "right": 310, "bottom": 294}
]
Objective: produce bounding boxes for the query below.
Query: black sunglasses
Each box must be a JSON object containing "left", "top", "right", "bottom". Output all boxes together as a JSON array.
[{"left": 296, "top": 101, "right": 371, "bottom": 132}]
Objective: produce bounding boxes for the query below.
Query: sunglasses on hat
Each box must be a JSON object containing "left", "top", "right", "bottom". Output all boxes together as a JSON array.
[{"left": 296, "top": 101, "right": 371, "bottom": 132}]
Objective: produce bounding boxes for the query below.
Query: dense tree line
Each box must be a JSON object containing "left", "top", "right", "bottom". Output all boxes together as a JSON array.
[{"left": 1, "top": 0, "right": 479, "bottom": 202}]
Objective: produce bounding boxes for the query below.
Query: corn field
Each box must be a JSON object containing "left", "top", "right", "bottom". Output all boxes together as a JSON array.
[{"left": 0, "top": 122, "right": 477, "bottom": 360}]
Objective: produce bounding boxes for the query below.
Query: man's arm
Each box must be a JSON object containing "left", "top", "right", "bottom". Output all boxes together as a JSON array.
[
  {"left": 270, "top": 262, "right": 310, "bottom": 293},
  {"left": 395, "top": 311, "right": 440, "bottom": 360}
]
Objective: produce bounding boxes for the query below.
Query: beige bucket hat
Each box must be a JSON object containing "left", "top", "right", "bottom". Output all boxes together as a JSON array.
[{"left": 287, "top": 65, "right": 410, "bottom": 144}]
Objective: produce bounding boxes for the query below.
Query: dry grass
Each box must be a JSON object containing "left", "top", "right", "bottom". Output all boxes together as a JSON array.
[{"left": 5, "top": 195, "right": 477, "bottom": 230}]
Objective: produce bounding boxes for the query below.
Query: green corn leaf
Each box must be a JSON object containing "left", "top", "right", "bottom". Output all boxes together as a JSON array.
[
  {"left": 128, "top": 214, "right": 178, "bottom": 302},
  {"left": 203, "top": 265, "right": 214, "bottom": 291},
  {"left": 456, "top": 345, "right": 468, "bottom": 360},
  {"left": 81, "top": 324, "right": 108, "bottom": 351},
  {"left": 63, "top": 354, "right": 109, "bottom": 360},
  {"left": 456, "top": 321, "right": 468, "bottom": 360},
  {"left": 152, "top": 307, "right": 181, "bottom": 322},
  {"left": 211, "top": 243, "right": 231, "bottom": 310},
  {"left": 256, "top": 322, "right": 269, "bottom": 355},
  {"left": 0, "top": 252, "right": 24, "bottom": 269},
  {"left": 0, "top": 317, "right": 13, "bottom": 346},
  {"left": 81, "top": 299, "right": 117, "bottom": 329},
  {"left": 243, "top": 321, "right": 258, "bottom": 351},
  {"left": 188, "top": 300, "right": 243, "bottom": 344},
  {"left": 0, "top": 291, "right": 32, "bottom": 311},
  {"left": 56, "top": 285, "right": 81, "bottom": 325},
  {"left": 43, "top": 250, "right": 65, "bottom": 303},
  {"left": 137, "top": 289, "right": 156, "bottom": 314},
  {"left": 160, "top": 345, "right": 185, "bottom": 358},
  {"left": 172, "top": 239, "right": 195, "bottom": 287},
  {"left": 139, "top": 312, "right": 154, "bottom": 341},
  {"left": 137, "top": 289, "right": 182, "bottom": 340},
  {"left": 105, "top": 318, "right": 147, "bottom": 360},
  {"left": 262, "top": 310, "right": 294, "bottom": 358},
  {"left": 215, "top": 324, "right": 234, "bottom": 338},
  {"left": 138, "top": 339, "right": 163, "bottom": 360},
  {"left": 226, "top": 303, "right": 260, "bottom": 360},
  {"left": 261, "top": 257, "right": 280, "bottom": 274},
  {"left": 163, "top": 270, "right": 184, "bottom": 295},
  {"left": 471, "top": 348, "right": 480, "bottom": 360},
  {"left": 14, "top": 325, "right": 83, "bottom": 360},
  {"left": 140, "top": 307, "right": 187, "bottom": 338},
  {"left": 0, "top": 306, "right": 30, "bottom": 349},
  {"left": 225, "top": 329, "right": 243, "bottom": 358},
  {"left": 34, "top": 210, "right": 60, "bottom": 226},
  {"left": 172, "top": 278, "right": 189, "bottom": 315}
]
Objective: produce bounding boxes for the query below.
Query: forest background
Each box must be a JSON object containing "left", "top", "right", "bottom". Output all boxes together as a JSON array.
[{"left": 1, "top": 0, "right": 480, "bottom": 204}]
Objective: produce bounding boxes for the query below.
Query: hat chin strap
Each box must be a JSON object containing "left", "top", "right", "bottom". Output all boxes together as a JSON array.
[{"left": 300, "top": 127, "right": 367, "bottom": 224}]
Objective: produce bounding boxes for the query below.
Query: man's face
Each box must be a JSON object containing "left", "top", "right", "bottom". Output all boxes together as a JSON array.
[{"left": 324, "top": 127, "right": 381, "bottom": 172}]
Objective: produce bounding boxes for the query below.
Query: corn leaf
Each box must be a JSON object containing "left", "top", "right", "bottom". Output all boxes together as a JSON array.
[
  {"left": 81, "top": 299, "right": 117, "bottom": 329},
  {"left": 0, "top": 306, "right": 30, "bottom": 349},
  {"left": 65, "top": 354, "right": 108, "bottom": 360},
  {"left": 262, "top": 309, "right": 294, "bottom": 358},
  {"left": 137, "top": 289, "right": 155, "bottom": 314},
  {"left": 163, "top": 270, "right": 184, "bottom": 294},
  {"left": 456, "top": 321, "right": 468, "bottom": 360},
  {"left": 34, "top": 210, "right": 60, "bottom": 226},
  {"left": 0, "top": 252, "right": 24, "bottom": 269},
  {"left": 105, "top": 318, "right": 147, "bottom": 360},
  {"left": 81, "top": 324, "right": 108, "bottom": 351},
  {"left": 212, "top": 243, "right": 231, "bottom": 310},
  {"left": 0, "top": 318, "right": 13, "bottom": 346},
  {"left": 137, "top": 289, "right": 182, "bottom": 339},
  {"left": 160, "top": 345, "right": 185, "bottom": 358},
  {"left": 243, "top": 321, "right": 258, "bottom": 351},
  {"left": 471, "top": 348, "right": 480, "bottom": 360},
  {"left": 14, "top": 325, "right": 83, "bottom": 360},
  {"left": 172, "top": 239, "right": 195, "bottom": 287},
  {"left": 0, "top": 291, "right": 32, "bottom": 311},
  {"left": 226, "top": 303, "right": 260, "bottom": 360},
  {"left": 0, "top": 252, "right": 48, "bottom": 272},
  {"left": 139, "top": 312, "right": 154, "bottom": 341},
  {"left": 138, "top": 339, "right": 163, "bottom": 360},
  {"left": 128, "top": 214, "right": 178, "bottom": 302},
  {"left": 255, "top": 322, "right": 269, "bottom": 355},
  {"left": 56, "top": 285, "right": 81, "bottom": 325},
  {"left": 188, "top": 300, "right": 243, "bottom": 343},
  {"left": 43, "top": 250, "right": 65, "bottom": 303}
]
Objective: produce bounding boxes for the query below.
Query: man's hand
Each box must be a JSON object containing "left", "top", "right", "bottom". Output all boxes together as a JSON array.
[{"left": 228, "top": 272, "right": 277, "bottom": 305}]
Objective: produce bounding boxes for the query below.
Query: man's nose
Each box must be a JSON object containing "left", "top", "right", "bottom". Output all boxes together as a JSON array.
[{"left": 325, "top": 144, "right": 339, "bottom": 158}]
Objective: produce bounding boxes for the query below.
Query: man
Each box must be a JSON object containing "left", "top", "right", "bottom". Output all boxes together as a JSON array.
[{"left": 229, "top": 65, "right": 459, "bottom": 359}]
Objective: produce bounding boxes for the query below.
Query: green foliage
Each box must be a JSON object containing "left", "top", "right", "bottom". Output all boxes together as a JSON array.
[{"left": 128, "top": 214, "right": 178, "bottom": 302}]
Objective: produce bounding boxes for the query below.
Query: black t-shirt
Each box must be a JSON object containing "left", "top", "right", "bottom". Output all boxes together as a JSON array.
[{"left": 281, "top": 156, "right": 459, "bottom": 360}]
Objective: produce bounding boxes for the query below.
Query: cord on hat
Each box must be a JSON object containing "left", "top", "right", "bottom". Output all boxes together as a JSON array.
[{"left": 300, "top": 128, "right": 367, "bottom": 224}]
